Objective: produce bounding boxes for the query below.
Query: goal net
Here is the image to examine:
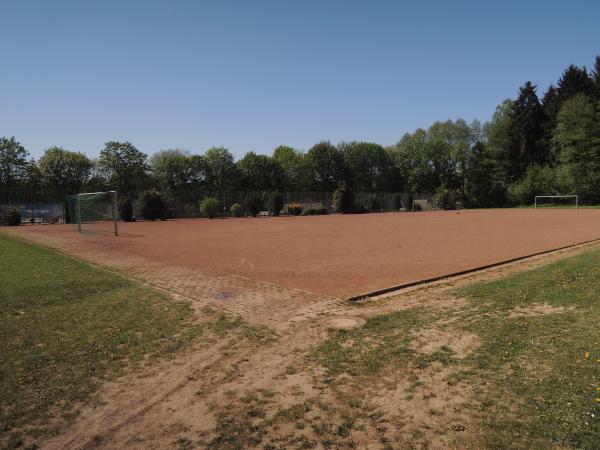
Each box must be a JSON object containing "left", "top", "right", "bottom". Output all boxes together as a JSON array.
[
  {"left": 534, "top": 195, "right": 578, "bottom": 209},
  {"left": 67, "top": 191, "right": 119, "bottom": 235}
]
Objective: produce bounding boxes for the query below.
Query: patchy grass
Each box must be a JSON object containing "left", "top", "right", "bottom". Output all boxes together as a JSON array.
[
  {"left": 0, "top": 234, "right": 201, "bottom": 447},
  {"left": 314, "top": 308, "right": 430, "bottom": 377},
  {"left": 458, "top": 248, "right": 600, "bottom": 449},
  {"left": 309, "top": 248, "right": 600, "bottom": 448}
]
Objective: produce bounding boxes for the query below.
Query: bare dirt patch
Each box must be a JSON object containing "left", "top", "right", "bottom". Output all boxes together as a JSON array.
[
  {"left": 328, "top": 317, "right": 366, "bottom": 329},
  {"left": 508, "top": 302, "right": 574, "bottom": 317},
  {"left": 410, "top": 328, "right": 479, "bottom": 359}
]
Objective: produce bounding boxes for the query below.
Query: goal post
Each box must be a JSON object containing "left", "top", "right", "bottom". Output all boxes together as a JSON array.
[
  {"left": 534, "top": 195, "right": 578, "bottom": 209},
  {"left": 67, "top": 191, "right": 119, "bottom": 236}
]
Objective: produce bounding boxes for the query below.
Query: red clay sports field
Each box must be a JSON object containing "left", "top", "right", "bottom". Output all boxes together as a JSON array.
[{"left": 7, "top": 209, "right": 600, "bottom": 298}]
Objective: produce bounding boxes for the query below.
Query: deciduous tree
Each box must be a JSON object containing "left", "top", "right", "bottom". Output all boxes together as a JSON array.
[{"left": 99, "top": 141, "right": 148, "bottom": 196}]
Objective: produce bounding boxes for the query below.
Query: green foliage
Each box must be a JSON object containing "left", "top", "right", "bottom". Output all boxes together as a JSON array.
[
  {"left": 1, "top": 208, "right": 21, "bottom": 226},
  {"left": 338, "top": 141, "right": 393, "bottom": 191},
  {"left": 230, "top": 203, "right": 243, "bottom": 217},
  {"left": 99, "top": 141, "right": 148, "bottom": 196},
  {"left": 272, "top": 146, "right": 307, "bottom": 191},
  {"left": 204, "top": 147, "right": 236, "bottom": 195},
  {"left": 38, "top": 147, "right": 92, "bottom": 199},
  {"left": 119, "top": 197, "right": 134, "bottom": 222},
  {"left": 387, "top": 130, "right": 459, "bottom": 195},
  {"left": 201, "top": 197, "right": 219, "bottom": 219},
  {"left": 465, "top": 142, "right": 508, "bottom": 208},
  {"left": 245, "top": 194, "right": 263, "bottom": 217},
  {"left": 139, "top": 190, "right": 165, "bottom": 220},
  {"left": 305, "top": 141, "right": 345, "bottom": 192},
  {"left": 302, "top": 207, "right": 328, "bottom": 216},
  {"left": 0, "top": 137, "right": 30, "bottom": 202},
  {"left": 552, "top": 93, "right": 600, "bottom": 203},
  {"left": 557, "top": 64, "right": 594, "bottom": 100},
  {"left": 507, "top": 165, "right": 572, "bottom": 205},
  {"left": 332, "top": 182, "right": 354, "bottom": 214},
  {"left": 151, "top": 149, "right": 206, "bottom": 198},
  {"left": 237, "top": 152, "right": 285, "bottom": 191},
  {"left": 508, "top": 81, "right": 547, "bottom": 176}
]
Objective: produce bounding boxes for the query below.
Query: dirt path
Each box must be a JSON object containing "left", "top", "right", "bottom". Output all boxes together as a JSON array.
[{"left": 6, "top": 230, "right": 598, "bottom": 449}]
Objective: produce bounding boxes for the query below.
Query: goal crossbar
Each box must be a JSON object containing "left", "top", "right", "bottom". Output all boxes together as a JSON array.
[
  {"left": 67, "top": 190, "right": 119, "bottom": 236},
  {"left": 534, "top": 195, "right": 578, "bottom": 209}
]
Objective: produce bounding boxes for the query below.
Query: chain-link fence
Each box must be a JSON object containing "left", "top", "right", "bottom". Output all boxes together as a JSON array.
[
  {"left": 155, "top": 191, "right": 437, "bottom": 218},
  {"left": 2, "top": 187, "right": 439, "bottom": 223}
]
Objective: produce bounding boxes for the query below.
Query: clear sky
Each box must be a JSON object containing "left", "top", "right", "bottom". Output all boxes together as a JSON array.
[{"left": 1, "top": 0, "right": 599, "bottom": 160}]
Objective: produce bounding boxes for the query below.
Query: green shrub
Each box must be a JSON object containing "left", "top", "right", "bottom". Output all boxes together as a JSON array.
[
  {"left": 2, "top": 208, "right": 21, "bottom": 226},
  {"left": 332, "top": 182, "right": 354, "bottom": 214},
  {"left": 246, "top": 195, "right": 263, "bottom": 217},
  {"left": 507, "top": 165, "right": 572, "bottom": 206},
  {"left": 302, "top": 207, "right": 328, "bottom": 216},
  {"left": 230, "top": 203, "right": 243, "bottom": 217},
  {"left": 272, "top": 193, "right": 284, "bottom": 216},
  {"left": 119, "top": 197, "right": 134, "bottom": 222},
  {"left": 139, "top": 190, "right": 165, "bottom": 220},
  {"left": 302, "top": 208, "right": 318, "bottom": 216},
  {"left": 288, "top": 202, "right": 302, "bottom": 216},
  {"left": 201, "top": 197, "right": 219, "bottom": 219}
]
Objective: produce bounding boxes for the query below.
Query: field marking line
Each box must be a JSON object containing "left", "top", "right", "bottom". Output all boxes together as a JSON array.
[{"left": 347, "top": 238, "right": 600, "bottom": 302}]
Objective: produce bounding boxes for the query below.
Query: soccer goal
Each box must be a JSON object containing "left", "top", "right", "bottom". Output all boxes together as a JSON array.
[
  {"left": 67, "top": 191, "right": 119, "bottom": 236},
  {"left": 534, "top": 195, "right": 578, "bottom": 209}
]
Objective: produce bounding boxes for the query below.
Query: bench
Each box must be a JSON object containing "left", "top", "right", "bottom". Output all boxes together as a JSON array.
[
  {"left": 257, "top": 211, "right": 270, "bottom": 218},
  {"left": 21, "top": 217, "right": 44, "bottom": 225}
]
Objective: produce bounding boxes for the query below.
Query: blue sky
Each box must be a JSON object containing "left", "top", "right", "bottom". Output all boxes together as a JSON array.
[{"left": 1, "top": 0, "right": 599, "bottom": 159}]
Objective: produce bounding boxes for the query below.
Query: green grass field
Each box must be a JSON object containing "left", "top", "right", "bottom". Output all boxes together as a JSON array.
[
  {"left": 0, "top": 234, "right": 201, "bottom": 448},
  {"left": 458, "top": 250, "right": 600, "bottom": 448}
]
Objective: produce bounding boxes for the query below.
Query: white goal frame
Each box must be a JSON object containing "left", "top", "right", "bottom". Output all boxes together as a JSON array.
[
  {"left": 71, "top": 190, "right": 119, "bottom": 236},
  {"left": 534, "top": 195, "right": 578, "bottom": 209}
]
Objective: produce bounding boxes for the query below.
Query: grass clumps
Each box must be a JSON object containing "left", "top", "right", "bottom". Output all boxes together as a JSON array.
[
  {"left": 457, "top": 248, "right": 600, "bottom": 449},
  {"left": 314, "top": 309, "right": 428, "bottom": 377},
  {"left": 0, "top": 235, "right": 200, "bottom": 447}
]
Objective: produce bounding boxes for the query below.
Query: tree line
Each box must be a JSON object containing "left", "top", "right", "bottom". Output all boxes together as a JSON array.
[{"left": 2, "top": 55, "right": 600, "bottom": 207}]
